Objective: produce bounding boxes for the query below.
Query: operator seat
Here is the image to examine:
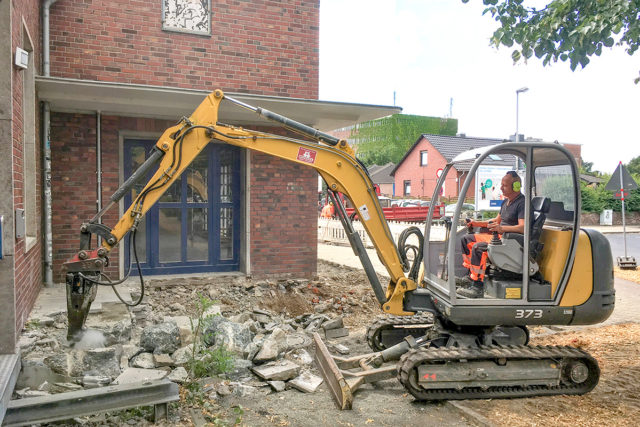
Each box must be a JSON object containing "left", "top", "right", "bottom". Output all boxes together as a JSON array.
[{"left": 487, "top": 196, "right": 551, "bottom": 275}]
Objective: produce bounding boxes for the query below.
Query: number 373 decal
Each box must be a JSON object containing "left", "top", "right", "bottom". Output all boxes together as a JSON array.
[{"left": 515, "top": 309, "right": 543, "bottom": 319}]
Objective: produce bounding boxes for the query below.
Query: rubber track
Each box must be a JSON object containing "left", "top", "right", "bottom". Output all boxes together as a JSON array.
[
  {"left": 397, "top": 345, "right": 600, "bottom": 400},
  {"left": 366, "top": 313, "right": 434, "bottom": 351}
]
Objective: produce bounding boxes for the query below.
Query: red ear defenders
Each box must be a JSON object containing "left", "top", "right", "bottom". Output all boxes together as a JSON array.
[{"left": 507, "top": 171, "right": 521, "bottom": 192}]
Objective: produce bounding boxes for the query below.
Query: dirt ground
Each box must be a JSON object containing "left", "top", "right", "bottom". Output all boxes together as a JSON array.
[
  {"left": 37, "top": 262, "right": 639, "bottom": 426},
  {"left": 614, "top": 266, "right": 640, "bottom": 284},
  {"left": 460, "top": 323, "right": 640, "bottom": 427}
]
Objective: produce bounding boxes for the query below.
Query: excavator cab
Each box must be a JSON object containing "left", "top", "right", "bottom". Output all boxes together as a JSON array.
[{"left": 420, "top": 142, "right": 613, "bottom": 327}]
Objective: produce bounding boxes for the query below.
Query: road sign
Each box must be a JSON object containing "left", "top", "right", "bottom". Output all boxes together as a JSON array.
[
  {"left": 436, "top": 168, "right": 443, "bottom": 179},
  {"left": 605, "top": 162, "right": 638, "bottom": 192}
]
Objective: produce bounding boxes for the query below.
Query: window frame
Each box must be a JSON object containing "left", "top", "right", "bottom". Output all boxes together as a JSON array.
[
  {"left": 403, "top": 180, "right": 411, "bottom": 196},
  {"left": 420, "top": 150, "right": 428, "bottom": 166}
]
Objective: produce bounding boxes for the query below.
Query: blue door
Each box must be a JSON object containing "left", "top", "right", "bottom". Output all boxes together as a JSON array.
[{"left": 123, "top": 139, "right": 241, "bottom": 275}]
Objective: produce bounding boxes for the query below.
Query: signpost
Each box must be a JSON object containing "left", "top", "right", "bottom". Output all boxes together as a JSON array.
[{"left": 604, "top": 162, "right": 638, "bottom": 269}]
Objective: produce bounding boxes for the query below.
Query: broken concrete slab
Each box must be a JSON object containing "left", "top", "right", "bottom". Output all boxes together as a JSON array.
[
  {"left": 171, "top": 344, "right": 194, "bottom": 366},
  {"left": 288, "top": 371, "right": 323, "bottom": 393},
  {"left": 251, "top": 360, "right": 300, "bottom": 382},
  {"left": 324, "top": 327, "right": 349, "bottom": 339},
  {"left": 322, "top": 317, "right": 344, "bottom": 330},
  {"left": 253, "top": 328, "right": 286, "bottom": 362},
  {"left": 113, "top": 368, "right": 168, "bottom": 385}
]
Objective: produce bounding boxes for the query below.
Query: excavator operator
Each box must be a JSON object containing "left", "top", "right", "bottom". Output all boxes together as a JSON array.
[{"left": 458, "top": 171, "right": 525, "bottom": 298}]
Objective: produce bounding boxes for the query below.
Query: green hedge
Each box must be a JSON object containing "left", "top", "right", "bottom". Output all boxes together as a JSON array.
[{"left": 581, "top": 183, "right": 640, "bottom": 212}]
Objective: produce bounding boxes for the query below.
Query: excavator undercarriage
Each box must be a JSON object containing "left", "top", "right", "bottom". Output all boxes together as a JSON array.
[{"left": 315, "top": 314, "right": 599, "bottom": 409}]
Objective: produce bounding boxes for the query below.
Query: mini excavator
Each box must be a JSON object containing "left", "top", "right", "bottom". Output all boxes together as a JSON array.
[{"left": 64, "top": 90, "right": 614, "bottom": 409}]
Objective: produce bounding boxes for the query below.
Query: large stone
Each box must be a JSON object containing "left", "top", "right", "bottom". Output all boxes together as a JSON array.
[
  {"left": 251, "top": 360, "right": 300, "bottom": 381},
  {"left": 82, "top": 375, "right": 112, "bottom": 389},
  {"left": 253, "top": 328, "right": 287, "bottom": 362},
  {"left": 203, "top": 317, "right": 253, "bottom": 356},
  {"left": 113, "top": 368, "right": 168, "bottom": 385},
  {"left": 140, "top": 321, "right": 181, "bottom": 354}
]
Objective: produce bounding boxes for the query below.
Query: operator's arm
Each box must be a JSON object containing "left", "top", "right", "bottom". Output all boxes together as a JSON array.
[
  {"left": 488, "top": 218, "right": 525, "bottom": 234},
  {"left": 467, "top": 215, "right": 501, "bottom": 229}
]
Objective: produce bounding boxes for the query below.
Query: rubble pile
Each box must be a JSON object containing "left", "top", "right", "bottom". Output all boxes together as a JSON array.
[{"left": 15, "top": 285, "right": 356, "bottom": 403}]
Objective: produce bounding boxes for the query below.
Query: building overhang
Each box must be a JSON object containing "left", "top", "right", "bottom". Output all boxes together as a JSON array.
[{"left": 35, "top": 76, "right": 401, "bottom": 130}]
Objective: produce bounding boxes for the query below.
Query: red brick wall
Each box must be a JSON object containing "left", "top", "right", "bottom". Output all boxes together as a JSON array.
[
  {"left": 48, "top": 0, "right": 319, "bottom": 98},
  {"left": 12, "top": 0, "right": 43, "bottom": 333},
  {"left": 50, "top": 113, "right": 317, "bottom": 281},
  {"left": 249, "top": 152, "right": 317, "bottom": 278},
  {"left": 393, "top": 137, "right": 457, "bottom": 199},
  {"left": 50, "top": 113, "right": 175, "bottom": 282}
]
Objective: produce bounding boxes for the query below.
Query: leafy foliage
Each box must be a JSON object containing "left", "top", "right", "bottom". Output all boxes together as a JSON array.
[
  {"left": 627, "top": 155, "right": 640, "bottom": 176},
  {"left": 581, "top": 180, "right": 640, "bottom": 212},
  {"left": 464, "top": 0, "right": 640, "bottom": 81},
  {"left": 351, "top": 114, "right": 458, "bottom": 166}
]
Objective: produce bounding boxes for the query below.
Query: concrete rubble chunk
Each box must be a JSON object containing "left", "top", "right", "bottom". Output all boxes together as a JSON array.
[
  {"left": 286, "top": 348, "right": 313, "bottom": 366},
  {"left": 267, "top": 380, "right": 286, "bottom": 392},
  {"left": 325, "top": 327, "right": 349, "bottom": 339},
  {"left": 153, "top": 353, "right": 174, "bottom": 367},
  {"left": 140, "top": 321, "right": 181, "bottom": 355},
  {"left": 131, "top": 352, "right": 156, "bottom": 369},
  {"left": 322, "top": 316, "right": 344, "bottom": 330},
  {"left": 165, "top": 316, "right": 196, "bottom": 346},
  {"left": 252, "top": 360, "right": 300, "bottom": 381},
  {"left": 289, "top": 371, "right": 323, "bottom": 393},
  {"left": 253, "top": 327, "right": 287, "bottom": 362},
  {"left": 83, "top": 347, "right": 123, "bottom": 379},
  {"left": 82, "top": 375, "right": 111, "bottom": 389},
  {"left": 203, "top": 316, "right": 253, "bottom": 355},
  {"left": 168, "top": 367, "right": 188, "bottom": 384},
  {"left": 334, "top": 344, "right": 350, "bottom": 355},
  {"left": 171, "top": 344, "right": 194, "bottom": 366},
  {"left": 113, "top": 368, "right": 168, "bottom": 385},
  {"left": 49, "top": 382, "right": 83, "bottom": 393}
]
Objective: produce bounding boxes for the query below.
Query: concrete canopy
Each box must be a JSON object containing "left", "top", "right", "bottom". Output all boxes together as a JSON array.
[{"left": 35, "top": 76, "right": 401, "bottom": 130}]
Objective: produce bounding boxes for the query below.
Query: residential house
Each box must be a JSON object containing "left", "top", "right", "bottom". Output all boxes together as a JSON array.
[
  {"left": 391, "top": 134, "right": 582, "bottom": 200},
  {"left": 367, "top": 162, "right": 395, "bottom": 196}
]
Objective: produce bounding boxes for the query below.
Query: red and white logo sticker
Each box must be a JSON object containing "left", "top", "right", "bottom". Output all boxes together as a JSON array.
[{"left": 297, "top": 147, "right": 317, "bottom": 164}]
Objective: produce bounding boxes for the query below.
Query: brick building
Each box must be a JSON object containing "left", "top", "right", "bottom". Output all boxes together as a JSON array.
[
  {"left": 0, "top": 0, "right": 399, "bottom": 362},
  {"left": 391, "top": 134, "right": 582, "bottom": 201}
]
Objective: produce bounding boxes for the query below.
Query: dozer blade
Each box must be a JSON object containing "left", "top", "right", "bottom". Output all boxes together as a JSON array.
[{"left": 313, "top": 332, "right": 356, "bottom": 410}]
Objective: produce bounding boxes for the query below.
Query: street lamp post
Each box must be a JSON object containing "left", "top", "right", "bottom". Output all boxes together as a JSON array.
[{"left": 515, "top": 86, "right": 529, "bottom": 170}]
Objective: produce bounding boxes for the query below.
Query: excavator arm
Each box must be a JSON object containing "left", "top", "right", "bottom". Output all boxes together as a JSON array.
[{"left": 64, "top": 89, "right": 417, "bottom": 338}]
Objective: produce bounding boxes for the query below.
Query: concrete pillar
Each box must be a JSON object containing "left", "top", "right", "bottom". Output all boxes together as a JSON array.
[{"left": 0, "top": 0, "right": 17, "bottom": 353}]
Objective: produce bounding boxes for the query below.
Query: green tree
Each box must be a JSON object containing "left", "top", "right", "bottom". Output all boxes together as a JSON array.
[
  {"left": 626, "top": 155, "right": 640, "bottom": 175},
  {"left": 352, "top": 114, "right": 458, "bottom": 166},
  {"left": 464, "top": 0, "right": 640, "bottom": 82}
]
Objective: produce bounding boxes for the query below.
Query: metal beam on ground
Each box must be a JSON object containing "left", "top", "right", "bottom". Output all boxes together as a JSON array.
[{"left": 3, "top": 379, "right": 179, "bottom": 426}]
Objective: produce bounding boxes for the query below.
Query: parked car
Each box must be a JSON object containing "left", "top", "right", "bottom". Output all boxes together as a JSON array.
[{"left": 445, "top": 203, "right": 476, "bottom": 218}]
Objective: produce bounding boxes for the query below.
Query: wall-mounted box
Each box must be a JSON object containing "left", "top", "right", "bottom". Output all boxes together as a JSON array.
[
  {"left": 15, "top": 209, "right": 25, "bottom": 239},
  {"left": 15, "top": 47, "right": 29, "bottom": 69}
]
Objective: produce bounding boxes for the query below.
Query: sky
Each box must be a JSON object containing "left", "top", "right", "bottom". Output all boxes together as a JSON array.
[{"left": 319, "top": 0, "right": 639, "bottom": 174}]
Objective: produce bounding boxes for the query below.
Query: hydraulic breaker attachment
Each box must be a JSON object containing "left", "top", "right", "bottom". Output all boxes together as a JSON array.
[
  {"left": 66, "top": 273, "right": 98, "bottom": 340},
  {"left": 313, "top": 332, "right": 423, "bottom": 409}
]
